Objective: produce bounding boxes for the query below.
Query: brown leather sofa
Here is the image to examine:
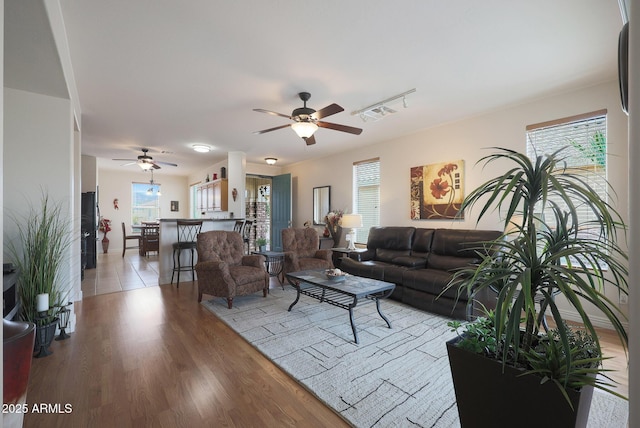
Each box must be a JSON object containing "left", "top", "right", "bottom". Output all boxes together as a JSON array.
[{"left": 340, "top": 227, "right": 501, "bottom": 319}]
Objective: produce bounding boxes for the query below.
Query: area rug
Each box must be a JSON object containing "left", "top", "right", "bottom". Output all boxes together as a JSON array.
[{"left": 202, "top": 287, "right": 628, "bottom": 428}]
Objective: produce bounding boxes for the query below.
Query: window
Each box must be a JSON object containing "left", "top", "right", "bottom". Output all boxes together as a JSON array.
[
  {"left": 526, "top": 109, "right": 607, "bottom": 245},
  {"left": 353, "top": 158, "right": 380, "bottom": 243},
  {"left": 132, "top": 182, "right": 161, "bottom": 224}
]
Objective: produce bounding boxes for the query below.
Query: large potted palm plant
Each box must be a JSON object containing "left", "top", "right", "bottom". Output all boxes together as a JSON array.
[
  {"left": 444, "top": 147, "right": 628, "bottom": 427},
  {"left": 6, "top": 193, "right": 72, "bottom": 357}
]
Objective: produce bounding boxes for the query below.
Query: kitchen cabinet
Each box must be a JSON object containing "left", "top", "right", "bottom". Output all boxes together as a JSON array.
[
  {"left": 212, "top": 179, "right": 228, "bottom": 211},
  {"left": 198, "top": 179, "right": 228, "bottom": 212}
]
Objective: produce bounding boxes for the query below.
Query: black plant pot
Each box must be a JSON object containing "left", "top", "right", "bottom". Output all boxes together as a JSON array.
[
  {"left": 446, "top": 336, "right": 594, "bottom": 428},
  {"left": 33, "top": 318, "right": 59, "bottom": 358}
]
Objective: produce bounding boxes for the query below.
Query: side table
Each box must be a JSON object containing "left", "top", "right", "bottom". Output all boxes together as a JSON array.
[
  {"left": 252, "top": 250, "right": 285, "bottom": 288},
  {"left": 331, "top": 248, "right": 367, "bottom": 268}
]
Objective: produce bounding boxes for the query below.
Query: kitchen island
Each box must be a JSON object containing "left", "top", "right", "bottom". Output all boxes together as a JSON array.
[{"left": 157, "top": 218, "right": 241, "bottom": 284}]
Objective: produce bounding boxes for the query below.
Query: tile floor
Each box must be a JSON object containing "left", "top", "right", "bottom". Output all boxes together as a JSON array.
[{"left": 81, "top": 251, "right": 162, "bottom": 297}]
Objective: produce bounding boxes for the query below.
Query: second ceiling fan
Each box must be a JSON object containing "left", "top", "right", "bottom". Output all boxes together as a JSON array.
[
  {"left": 113, "top": 148, "right": 177, "bottom": 170},
  {"left": 253, "top": 92, "right": 363, "bottom": 145}
]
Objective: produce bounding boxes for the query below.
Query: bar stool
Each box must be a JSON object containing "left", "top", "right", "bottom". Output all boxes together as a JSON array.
[
  {"left": 241, "top": 219, "right": 254, "bottom": 254},
  {"left": 171, "top": 220, "right": 203, "bottom": 287},
  {"left": 233, "top": 219, "right": 244, "bottom": 233}
]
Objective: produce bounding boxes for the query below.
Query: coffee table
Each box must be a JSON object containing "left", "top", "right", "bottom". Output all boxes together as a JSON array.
[{"left": 286, "top": 269, "right": 395, "bottom": 344}]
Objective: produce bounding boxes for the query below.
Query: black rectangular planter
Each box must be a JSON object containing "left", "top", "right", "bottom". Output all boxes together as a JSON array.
[{"left": 446, "top": 336, "right": 594, "bottom": 428}]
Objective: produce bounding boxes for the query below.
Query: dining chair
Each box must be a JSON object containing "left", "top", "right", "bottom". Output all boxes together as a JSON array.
[
  {"left": 121, "top": 222, "right": 141, "bottom": 257},
  {"left": 141, "top": 225, "right": 160, "bottom": 257}
]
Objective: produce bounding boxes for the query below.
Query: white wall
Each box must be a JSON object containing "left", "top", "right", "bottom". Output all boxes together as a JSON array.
[
  {"left": 3, "top": 87, "right": 77, "bottom": 306},
  {"left": 3, "top": 0, "right": 83, "bottom": 337},
  {"left": 97, "top": 169, "right": 189, "bottom": 252},
  {"left": 81, "top": 154, "right": 97, "bottom": 193},
  {"left": 283, "top": 80, "right": 629, "bottom": 328}
]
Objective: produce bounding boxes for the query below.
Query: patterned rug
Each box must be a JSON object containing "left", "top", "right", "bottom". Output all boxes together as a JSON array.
[{"left": 202, "top": 287, "right": 628, "bottom": 427}]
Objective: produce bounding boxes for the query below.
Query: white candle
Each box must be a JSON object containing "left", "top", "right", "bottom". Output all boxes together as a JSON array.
[{"left": 36, "top": 293, "right": 49, "bottom": 312}]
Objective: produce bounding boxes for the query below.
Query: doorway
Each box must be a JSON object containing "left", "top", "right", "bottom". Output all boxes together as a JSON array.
[{"left": 245, "top": 175, "right": 272, "bottom": 251}]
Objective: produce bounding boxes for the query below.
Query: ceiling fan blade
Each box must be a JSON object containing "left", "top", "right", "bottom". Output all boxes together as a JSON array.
[
  {"left": 253, "top": 109, "right": 292, "bottom": 119},
  {"left": 253, "top": 124, "right": 292, "bottom": 135},
  {"left": 112, "top": 158, "right": 138, "bottom": 162},
  {"left": 152, "top": 163, "right": 161, "bottom": 169},
  {"left": 317, "top": 121, "right": 363, "bottom": 135},
  {"left": 155, "top": 161, "right": 177, "bottom": 167},
  {"left": 118, "top": 161, "right": 137, "bottom": 167},
  {"left": 304, "top": 134, "right": 316, "bottom": 146},
  {"left": 311, "top": 103, "right": 343, "bottom": 120}
]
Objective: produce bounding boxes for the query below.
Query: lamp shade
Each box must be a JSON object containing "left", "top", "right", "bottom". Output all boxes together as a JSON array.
[
  {"left": 291, "top": 121, "right": 318, "bottom": 138},
  {"left": 341, "top": 214, "right": 363, "bottom": 229},
  {"left": 138, "top": 162, "right": 154, "bottom": 171}
]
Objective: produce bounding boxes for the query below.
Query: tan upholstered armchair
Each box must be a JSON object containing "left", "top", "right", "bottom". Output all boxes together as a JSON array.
[
  {"left": 195, "top": 231, "right": 269, "bottom": 308},
  {"left": 282, "top": 228, "right": 334, "bottom": 275}
]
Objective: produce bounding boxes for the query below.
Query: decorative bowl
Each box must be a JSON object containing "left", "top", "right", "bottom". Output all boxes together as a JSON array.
[{"left": 325, "top": 269, "right": 346, "bottom": 281}]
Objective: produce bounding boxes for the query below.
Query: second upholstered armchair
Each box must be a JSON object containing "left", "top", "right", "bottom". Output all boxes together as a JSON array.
[
  {"left": 195, "top": 231, "right": 269, "bottom": 308},
  {"left": 281, "top": 228, "right": 334, "bottom": 275}
]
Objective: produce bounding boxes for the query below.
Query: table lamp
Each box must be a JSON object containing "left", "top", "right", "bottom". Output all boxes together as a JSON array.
[{"left": 341, "top": 214, "right": 363, "bottom": 250}]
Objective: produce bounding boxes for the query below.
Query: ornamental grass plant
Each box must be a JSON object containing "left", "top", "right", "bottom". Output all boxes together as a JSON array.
[{"left": 6, "top": 193, "right": 72, "bottom": 325}]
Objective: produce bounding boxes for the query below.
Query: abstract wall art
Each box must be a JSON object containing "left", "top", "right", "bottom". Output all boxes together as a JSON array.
[{"left": 410, "top": 160, "right": 464, "bottom": 220}]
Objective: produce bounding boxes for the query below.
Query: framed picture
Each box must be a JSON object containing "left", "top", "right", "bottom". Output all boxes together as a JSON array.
[
  {"left": 410, "top": 160, "right": 464, "bottom": 220},
  {"left": 170, "top": 201, "right": 179, "bottom": 212}
]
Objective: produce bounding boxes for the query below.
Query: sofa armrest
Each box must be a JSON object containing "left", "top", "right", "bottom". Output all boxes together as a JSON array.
[
  {"left": 314, "top": 249, "right": 333, "bottom": 264},
  {"left": 355, "top": 249, "right": 375, "bottom": 261},
  {"left": 242, "top": 254, "right": 266, "bottom": 269},
  {"left": 283, "top": 251, "right": 299, "bottom": 274},
  {"left": 195, "top": 260, "right": 235, "bottom": 296}
]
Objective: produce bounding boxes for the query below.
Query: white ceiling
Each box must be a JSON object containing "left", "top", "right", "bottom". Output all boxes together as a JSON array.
[{"left": 19, "top": 1, "right": 628, "bottom": 175}]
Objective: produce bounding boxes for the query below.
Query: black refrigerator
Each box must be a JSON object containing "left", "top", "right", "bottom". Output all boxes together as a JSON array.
[{"left": 81, "top": 192, "right": 98, "bottom": 270}]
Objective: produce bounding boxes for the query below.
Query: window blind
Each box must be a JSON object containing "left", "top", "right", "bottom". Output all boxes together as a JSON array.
[
  {"left": 526, "top": 110, "right": 607, "bottom": 243},
  {"left": 354, "top": 158, "right": 380, "bottom": 243}
]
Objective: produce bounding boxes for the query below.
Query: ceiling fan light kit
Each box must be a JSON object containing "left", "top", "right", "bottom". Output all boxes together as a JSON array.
[
  {"left": 291, "top": 121, "right": 318, "bottom": 138},
  {"left": 138, "top": 162, "right": 154, "bottom": 171},
  {"left": 253, "top": 92, "right": 362, "bottom": 145}
]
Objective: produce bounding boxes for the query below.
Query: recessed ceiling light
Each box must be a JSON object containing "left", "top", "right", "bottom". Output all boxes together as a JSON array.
[
  {"left": 265, "top": 157, "right": 278, "bottom": 165},
  {"left": 192, "top": 144, "right": 211, "bottom": 153}
]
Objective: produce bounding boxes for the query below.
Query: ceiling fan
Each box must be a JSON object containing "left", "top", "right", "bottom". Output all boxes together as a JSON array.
[
  {"left": 113, "top": 148, "right": 177, "bottom": 170},
  {"left": 253, "top": 92, "right": 363, "bottom": 145}
]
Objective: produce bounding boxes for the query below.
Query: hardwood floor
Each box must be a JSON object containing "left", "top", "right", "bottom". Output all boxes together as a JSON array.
[
  {"left": 23, "top": 253, "right": 627, "bottom": 427},
  {"left": 26, "top": 253, "right": 348, "bottom": 427}
]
